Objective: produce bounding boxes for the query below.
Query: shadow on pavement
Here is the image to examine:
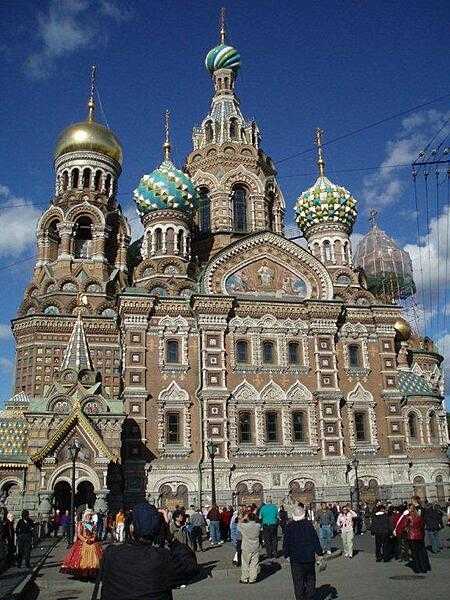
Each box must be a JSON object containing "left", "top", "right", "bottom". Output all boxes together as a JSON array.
[
  {"left": 315, "top": 584, "right": 338, "bottom": 599},
  {"left": 258, "top": 560, "right": 282, "bottom": 581}
]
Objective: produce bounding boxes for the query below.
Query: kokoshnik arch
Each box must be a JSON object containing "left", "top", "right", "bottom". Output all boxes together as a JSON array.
[{"left": 0, "top": 20, "right": 448, "bottom": 516}]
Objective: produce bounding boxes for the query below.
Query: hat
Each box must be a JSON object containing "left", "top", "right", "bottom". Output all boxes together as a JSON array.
[
  {"left": 132, "top": 502, "right": 162, "bottom": 539},
  {"left": 292, "top": 506, "right": 306, "bottom": 521}
]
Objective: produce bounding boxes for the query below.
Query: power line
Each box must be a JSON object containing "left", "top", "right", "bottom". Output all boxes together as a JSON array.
[{"left": 0, "top": 255, "right": 36, "bottom": 272}]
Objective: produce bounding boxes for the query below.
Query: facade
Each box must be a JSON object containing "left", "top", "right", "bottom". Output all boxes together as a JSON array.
[{"left": 1, "top": 31, "right": 449, "bottom": 517}]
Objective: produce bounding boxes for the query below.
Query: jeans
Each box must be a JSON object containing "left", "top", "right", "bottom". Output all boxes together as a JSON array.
[
  {"left": 190, "top": 526, "right": 203, "bottom": 551},
  {"left": 209, "top": 520, "right": 221, "bottom": 544},
  {"left": 262, "top": 524, "right": 278, "bottom": 558},
  {"left": 375, "top": 534, "right": 389, "bottom": 561},
  {"left": 427, "top": 530, "right": 441, "bottom": 553},
  {"left": 290, "top": 561, "right": 316, "bottom": 600},
  {"left": 319, "top": 525, "right": 333, "bottom": 552}
]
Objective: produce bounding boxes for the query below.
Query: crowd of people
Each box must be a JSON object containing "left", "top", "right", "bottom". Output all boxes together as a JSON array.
[{"left": 1, "top": 496, "right": 449, "bottom": 599}]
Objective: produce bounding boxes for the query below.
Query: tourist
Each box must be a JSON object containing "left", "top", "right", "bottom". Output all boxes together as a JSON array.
[
  {"left": 207, "top": 503, "right": 222, "bottom": 546},
  {"left": 219, "top": 505, "right": 232, "bottom": 541},
  {"left": 60, "top": 510, "right": 71, "bottom": 546},
  {"left": 61, "top": 509, "right": 103, "bottom": 579},
  {"left": 283, "top": 504, "right": 323, "bottom": 600},
  {"left": 395, "top": 504, "right": 430, "bottom": 573},
  {"left": 115, "top": 509, "right": 125, "bottom": 543},
  {"left": 238, "top": 511, "right": 261, "bottom": 584},
  {"left": 1, "top": 509, "right": 15, "bottom": 566},
  {"left": 370, "top": 504, "right": 392, "bottom": 562},
  {"left": 169, "top": 510, "right": 189, "bottom": 545},
  {"left": 278, "top": 504, "right": 288, "bottom": 534},
  {"left": 15, "top": 509, "right": 34, "bottom": 569},
  {"left": 316, "top": 503, "right": 335, "bottom": 555},
  {"left": 230, "top": 507, "right": 242, "bottom": 566},
  {"left": 188, "top": 507, "right": 206, "bottom": 552},
  {"left": 387, "top": 505, "right": 401, "bottom": 560},
  {"left": 259, "top": 497, "right": 279, "bottom": 559},
  {"left": 423, "top": 502, "right": 443, "bottom": 553},
  {"left": 337, "top": 504, "right": 357, "bottom": 558}
]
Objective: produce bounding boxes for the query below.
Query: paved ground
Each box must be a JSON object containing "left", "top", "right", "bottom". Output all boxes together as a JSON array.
[{"left": 22, "top": 529, "right": 450, "bottom": 600}]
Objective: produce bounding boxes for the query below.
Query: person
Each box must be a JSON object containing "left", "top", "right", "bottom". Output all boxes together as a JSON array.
[
  {"left": 316, "top": 503, "right": 335, "bottom": 554},
  {"left": 423, "top": 502, "right": 443, "bottom": 553},
  {"left": 115, "top": 509, "right": 125, "bottom": 543},
  {"left": 219, "top": 506, "right": 232, "bottom": 541},
  {"left": 60, "top": 510, "right": 71, "bottom": 546},
  {"left": 395, "top": 504, "right": 430, "bottom": 573},
  {"left": 238, "top": 511, "right": 261, "bottom": 584},
  {"left": 95, "top": 511, "right": 105, "bottom": 542},
  {"left": 278, "top": 505, "right": 288, "bottom": 534},
  {"left": 1, "top": 508, "right": 15, "bottom": 566},
  {"left": 370, "top": 504, "right": 392, "bottom": 562},
  {"left": 230, "top": 508, "right": 242, "bottom": 566},
  {"left": 61, "top": 509, "right": 103, "bottom": 579},
  {"left": 99, "top": 502, "right": 179, "bottom": 600},
  {"left": 207, "top": 504, "right": 222, "bottom": 546},
  {"left": 259, "top": 497, "right": 279, "bottom": 559},
  {"left": 283, "top": 504, "right": 323, "bottom": 600},
  {"left": 16, "top": 510, "right": 34, "bottom": 569},
  {"left": 188, "top": 508, "right": 206, "bottom": 552},
  {"left": 169, "top": 510, "right": 189, "bottom": 545},
  {"left": 387, "top": 505, "right": 401, "bottom": 560},
  {"left": 337, "top": 505, "right": 357, "bottom": 558}
]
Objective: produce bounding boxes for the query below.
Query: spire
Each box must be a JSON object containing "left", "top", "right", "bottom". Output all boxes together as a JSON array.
[
  {"left": 315, "top": 127, "right": 325, "bottom": 177},
  {"left": 163, "top": 109, "right": 171, "bottom": 162},
  {"left": 369, "top": 208, "right": 378, "bottom": 229},
  {"left": 61, "top": 298, "right": 93, "bottom": 372},
  {"left": 219, "top": 7, "right": 226, "bottom": 44},
  {"left": 87, "top": 65, "right": 96, "bottom": 122}
]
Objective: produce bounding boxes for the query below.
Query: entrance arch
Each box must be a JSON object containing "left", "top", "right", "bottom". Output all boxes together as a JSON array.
[
  {"left": 435, "top": 475, "right": 445, "bottom": 504},
  {"left": 413, "top": 476, "right": 427, "bottom": 502},
  {"left": 75, "top": 481, "right": 95, "bottom": 509},
  {"left": 159, "top": 484, "right": 189, "bottom": 510},
  {"left": 358, "top": 478, "right": 380, "bottom": 506},
  {"left": 289, "top": 480, "right": 315, "bottom": 507},
  {"left": 236, "top": 482, "right": 264, "bottom": 507},
  {"left": 54, "top": 480, "right": 71, "bottom": 511}
]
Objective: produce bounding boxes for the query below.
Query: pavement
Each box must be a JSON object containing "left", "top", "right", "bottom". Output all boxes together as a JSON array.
[{"left": 18, "top": 529, "right": 450, "bottom": 600}]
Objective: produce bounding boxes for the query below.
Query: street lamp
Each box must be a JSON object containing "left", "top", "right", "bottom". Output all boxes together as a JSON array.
[
  {"left": 206, "top": 440, "right": 218, "bottom": 505},
  {"left": 68, "top": 439, "right": 82, "bottom": 545},
  {"left": 351, "top": 456, "right": 360, "bottom": 506}
]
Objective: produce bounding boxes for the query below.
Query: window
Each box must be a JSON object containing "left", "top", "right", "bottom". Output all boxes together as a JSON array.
[
  {"left": 429, "top": 411, "right": 438, "bottom": 440},
  {"left": 288, "top": 341, "right": 300, "bottom": 365},
  {"left": 292, "top": 411, "right": 305, "bottom": 442},
  {"left": 62, "top": 171, "right": 69, "bottom": 191},
  {"left": 205, "top": 121, "right": 213, "bottom": 143},
  {"left": 166, "top": 228, "right": 175, "bottom": 254},
  {"left": 177, "top": 230, "right": 185, "bottom": 255},
  {"left": 82, "top": 168, "right": 91, "bottom": 189},
  {"left": 73, "top": 216, "right": 93, "bottom": 259},
  {"left": 232, "top": 186, "right": 248, "bottom": 232},
  {"left": 166, "top": 412, "right": 180, "bottom": 444},
  {"left": 154, "top": 228, "right": 163, "bottom": 252},
  {"left": 94, "top": 170, "right": 102, "bottom": 191},
  {"left": 71, "top": 168, "right": 79, "bottom": 189},
  {"left": 262, "top": 340, "right": 275, "bottom": 364},
  {"left": 348, "top": 344, "right": 361, "bottom": 368},
  {"left": 267, "top": 193, "right": 275, "bottom": 231},
  {"left": 230, "top": 118, "right": 238, "bottom": 140},
  {"left": 323, "top": 240, "right": 331, "bottom": 261},
  {"left": 198, "top": 188, "right": 211, "bottom": 233},
  {"left": 408, "top": 413, "right": 417, "bottom": 439},
  {"left": 354, "top": 412, "right": 367, "bottom": 441},
  {"left": 166, "top": 340, "right": 180, "bottom": 364},
  {"left": 236, "top": 340, "right": 248, "bottom": 364},
  {"left": 104, "top": 174, "right": 112, "bottom": 196},
  {"left": 265, "top": 412, "right": 278, "bottom": 443},
  {"left": 238, "top": 411, "right": 252, "bottom": 444}
]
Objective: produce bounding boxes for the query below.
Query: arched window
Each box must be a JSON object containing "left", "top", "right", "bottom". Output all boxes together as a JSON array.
[
  {"left": 166, "top": 228, "right": 175, "bottom": 254},
  {"left": 104, "top": 174, "right": 112, "bottom": 196},
  {"left": 73, "top": 216, "right": 93, "bottom": 259},
  {"left": 94, "top": 170, "right": 102, "bottom": 191},
  {"left": 82, "top": 168, "right": 91, "bottom": 189},
  {"left": 354, "top": 412, "right": 367, "bottom": 441},
  {"left": 166, "top": 339, "right": 180, "bottom": 364},
  {"left": 230, "top": 118, "right": 238, "bottom": 140},
  {"left": 292, "top": 411, "right": 305, "bottom": 443},
  {"left": 47, "top": 219, "right": 60, "bottom": 262},
  {"left": 205, "top": 121, "right": 214, "bottom": 143},
  {"left": 238, "top": 411, "right": 252, "bottom": 444},
  {"left": 62, "top": 171, "right": 69, "bottom": 191},
  {"left": 232, "top": 185, "right": 248, "bottom": 232},
  {"left": 323, "top": 240, "right": 332, "bottom": 262},
  {"left": 236, "top": 340, "right": 248, "bottom": 364},
  {"left": 288, "top": 341, "right": 300, "bottom": 365},
  {"left": 262, "top": 340, "right": 275, "bottom": 364},
  {"left": 348, "top": 344, "right": 362, "bottom": 368},
  {"left": 154, "top": 228, "right": 163, "bottom": 253},
  {"left": 429, "top": 411, "right": 438, "bottom": 441},
  {"left": 177, "top": 229, "right": 184, "bottom": 255},
  {"left": 267, "top": 193, "right": 275, "bottom": 231},
  {"left": 71, "top": 168, "right": 79, "bottom": 189},
  {"left": 198, "top": 187, "right": 211, "bottom": 233},
  {"left": 408, "top": 413, "right": 418, "bottom": 439},
  {"left": 265, "top": 411, "right": 279, "bottom": 443}
]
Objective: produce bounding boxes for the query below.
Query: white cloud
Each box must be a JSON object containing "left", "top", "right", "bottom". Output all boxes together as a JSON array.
[
  {"left": 0, "top": 325, "right": 11, "bottom": 340},
  {"left": 100, "top": 0, "right": 132, "bottom": 21},
  {"left": 362, "top": 109, "right": 450, "bottom": 208},
  {"left": 435, "top": 332, "right": 450, "bottom": 400},
  {"left": 0, "top": 186, "right": 41, "bottom": 258},
  {"left": 0, "top": 357, "right": 13, "bottom": 372}
]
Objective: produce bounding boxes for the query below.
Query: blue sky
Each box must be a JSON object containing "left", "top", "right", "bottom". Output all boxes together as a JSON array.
[{"left": 0, "top": 0, "right": 449, "bottom": 406}]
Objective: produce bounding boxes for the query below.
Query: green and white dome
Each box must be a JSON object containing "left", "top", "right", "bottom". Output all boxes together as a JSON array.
[
  {"left": 205, "top": 43, "right": 241, "bottom": 75},
  {"left": 133, "top": 159, "right": 199, "bottom": 216},
  {"left": 295, "top": 175, "right": 357, "bottom": 234}
]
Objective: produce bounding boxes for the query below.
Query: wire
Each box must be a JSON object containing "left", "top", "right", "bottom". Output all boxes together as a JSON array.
[
  {"left": 413, "top": 171, "right": 427, "bottom": 337},
  {"left": 435, "top": 170, "right": 440, "bottom": 338},
  {"left": 443, "top": 172, "right": 450, "bottom": 350},
  {"left": 96, "top": 87, "right": 110, "bottom": 130},
  {"left": 0, "top": 255, "right": 36, "bottom": 272}
]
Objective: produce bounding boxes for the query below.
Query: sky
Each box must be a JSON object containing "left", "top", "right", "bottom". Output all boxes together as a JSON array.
[{"left": 0, "top": 0, "right": 449, "bottom": 407}]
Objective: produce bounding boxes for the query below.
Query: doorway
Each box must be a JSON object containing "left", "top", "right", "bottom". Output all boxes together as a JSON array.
[
  {"left": 54, "top": 480, "right": 71, "bottom": 511},
  {"left": 76, "top": 480, "right": 96, "bottom": 509}
]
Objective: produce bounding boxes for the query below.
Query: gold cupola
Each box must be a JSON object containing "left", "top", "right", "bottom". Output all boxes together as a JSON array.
[{"left": 54, "top": 66, "right": 123, "bottom": 165}]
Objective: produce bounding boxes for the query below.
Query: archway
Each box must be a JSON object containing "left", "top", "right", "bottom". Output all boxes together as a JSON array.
[
  {"left": 76, "top": 481, "right": 96, "bottom": 510},
  {"left": 159, "top": 484, "right": 189, "bottom": 510},
  {"left": 236, "top": 482, "right": 264, "bottom": 507},
  {"left": 358, "top": 479, "right": 380, "bottom": 506},
  {"left": 413, "top": 476, "right": 427, "bottom": 502},
  {"left": 0, "top": 480, "right": 22, "bottom": 512},
  {"left": 289, "top": 480, "right": 316, "bottom": 508},
  {"left": 54, "top": 480, "right": 71, "bottom": 511},
  {"left": 435, "top": 475, "right": 445, "bottom": 504}
]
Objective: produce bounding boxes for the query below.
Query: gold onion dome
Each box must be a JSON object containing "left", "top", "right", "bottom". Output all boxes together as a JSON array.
[
  {"left": 53, "top": 66, "right": 123, "bottom": 165},
  {"left": 394, "top": 318, "right": 412, "bottom": 341}
]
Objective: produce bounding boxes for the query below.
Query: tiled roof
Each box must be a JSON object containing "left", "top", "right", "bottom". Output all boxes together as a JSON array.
[
  {"left": 397, "top": 371, "right": 435, "bottom": 397},
  {"left": 0, "top": 416, "right": 28, "bottom": 458},
  {"left": 61, "top": 315, "right": 93, "bottom": 372}
]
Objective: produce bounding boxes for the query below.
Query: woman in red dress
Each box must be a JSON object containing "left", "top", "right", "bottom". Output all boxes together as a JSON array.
[{"left": 61, "top": 509, "right": 103, "bottom": 579}]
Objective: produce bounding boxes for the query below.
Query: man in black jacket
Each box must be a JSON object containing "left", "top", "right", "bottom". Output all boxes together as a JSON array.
[
  {"left": 370, "top": 505, "right": 392, "bottom": 562},
  {"left": 423, "top": 502, "right": 443, "bottom": 553},
  {"left": 283, "top": 503, "right": 323, "bottom": 600},
  {"left": 16, "top": 510, "right": 34, "bottom": 569}
]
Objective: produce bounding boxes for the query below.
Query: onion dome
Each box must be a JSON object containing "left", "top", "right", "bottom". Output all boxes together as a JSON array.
[
  {"left": 54, "top": 66, "right": 123, "bottom": 165},
  {"left": 133, "top": 110, "right": 199, "bottom": 216},
  {"left": 205, "top": 43, "right": 241, "bottom": 75}
]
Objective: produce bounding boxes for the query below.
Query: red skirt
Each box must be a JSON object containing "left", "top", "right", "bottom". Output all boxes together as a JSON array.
[{"left": 60, "top": 539, "right": 103, "bottom": 578}]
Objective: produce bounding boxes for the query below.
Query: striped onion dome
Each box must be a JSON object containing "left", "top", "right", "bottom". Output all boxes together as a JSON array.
[
  {"left": 133, "top": 159, "right": 199, "bottom": 215},
  {"left": 205, "top": 44, "right": 241, "bottom": 74},
  {"left": 295, "top": 175, "right": 357, "bottom": 234}
]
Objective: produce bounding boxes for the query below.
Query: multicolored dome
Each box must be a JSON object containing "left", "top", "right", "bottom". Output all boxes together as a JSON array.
[
  {"left": 205, "top": 43, "right": 241, "bottom": 74},
  {"left": 295, "top": 176, "right": 357, "bottom": 233},
  {"left": 133, "top": 159, "right": 199, "bottom": 216}
]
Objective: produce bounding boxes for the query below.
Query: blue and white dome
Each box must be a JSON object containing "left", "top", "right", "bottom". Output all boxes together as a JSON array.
[
  {"left": 133, "top": 160, "right": 199, "bottom": 216},
  {"left": 205, "top": 43, "right": 241, "bottom": 75}
]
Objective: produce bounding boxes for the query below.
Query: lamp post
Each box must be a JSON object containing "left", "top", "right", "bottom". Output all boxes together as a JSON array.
[
  {"left": 351, "top": 456, "right": 360, "bottom": 506},
  {"left": 68, "top": 439, "right": 81, "bottom": 545},
  {"left": 206, "top": 441, "right": 218, "bottom": 505}
]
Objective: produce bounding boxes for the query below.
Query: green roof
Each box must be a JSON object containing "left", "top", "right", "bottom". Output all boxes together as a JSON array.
[{"left": 397, "top": 371, "right": 436, "bottom": 398}]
